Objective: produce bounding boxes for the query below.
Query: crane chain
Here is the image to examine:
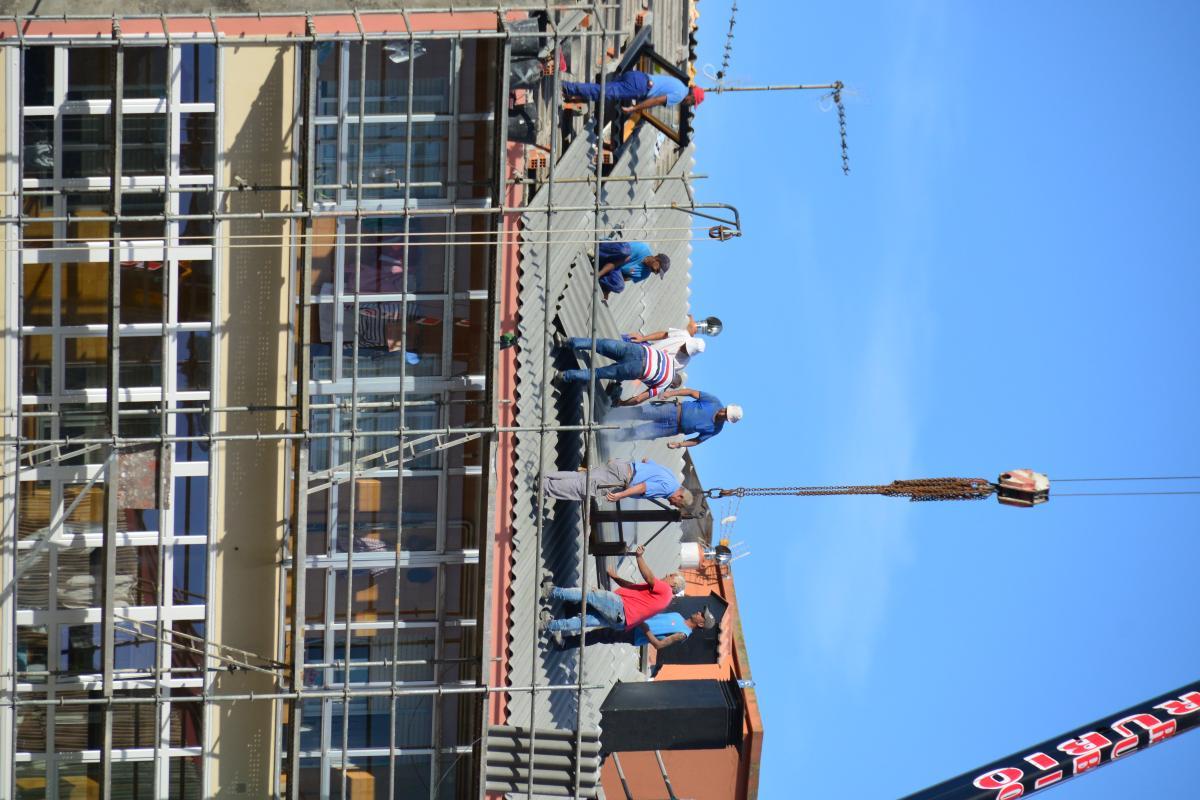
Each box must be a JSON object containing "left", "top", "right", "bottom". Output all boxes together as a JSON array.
[{"left": 706, "top": 478, "right": 996, "bottom": 502}]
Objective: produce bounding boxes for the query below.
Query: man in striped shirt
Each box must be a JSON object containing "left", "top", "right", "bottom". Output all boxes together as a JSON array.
[{"left": 560, "top": 337, "right": 682, "bottom": 397}]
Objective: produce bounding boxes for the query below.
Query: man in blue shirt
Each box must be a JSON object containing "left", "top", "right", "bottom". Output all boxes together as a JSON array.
[
  {"left": 562, "top": 70, "right": 705, "bottom": 113},
  {"left": 541, "top": 457, "right": 692, "bottom": 509},
  {"left": 595, "top": 241, "right": 671, "bottom": 299},
  {"left": 615, "top": 387, "right": 743, "bottom": 447}
]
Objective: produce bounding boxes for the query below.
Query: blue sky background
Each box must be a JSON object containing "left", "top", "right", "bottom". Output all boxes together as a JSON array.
[{"left": 685, "top": 1, "right": 1200, "bottom": 797}]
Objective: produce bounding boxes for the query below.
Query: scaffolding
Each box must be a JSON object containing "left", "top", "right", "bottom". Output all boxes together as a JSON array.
[{"left": 0, "top": 5, "right": 718, "bottom": 799}]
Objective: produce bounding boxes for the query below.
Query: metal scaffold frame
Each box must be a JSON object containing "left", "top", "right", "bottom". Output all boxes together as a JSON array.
[{"left": 0, "top": 5, "right": 712, "bottom": 799}]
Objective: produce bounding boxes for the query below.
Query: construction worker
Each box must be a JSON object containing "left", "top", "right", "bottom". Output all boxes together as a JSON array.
[{"left": 562, "top": 69, "right": 705, "bottom": 113}]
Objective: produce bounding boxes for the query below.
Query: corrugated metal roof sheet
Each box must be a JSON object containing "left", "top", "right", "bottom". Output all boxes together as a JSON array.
[{"left": 505, "top": 118, "right": 699, "bottom": 742}]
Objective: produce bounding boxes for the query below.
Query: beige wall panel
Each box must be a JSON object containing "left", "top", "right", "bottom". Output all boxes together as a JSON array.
[{"left": 209, "top": 44, "right": 295, "bottom": 799}]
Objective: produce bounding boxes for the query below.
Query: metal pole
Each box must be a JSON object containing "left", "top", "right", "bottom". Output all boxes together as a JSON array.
[
  {"left": 528, "top": 4, "right": 563, "bottom": 795},
  {"left": 99, "top": 24, "right": 126, "bottom": 797},
  {"left": 12, "top": 680, "right": 607, "bottom": 707},
  {"left": 285, "top": 23, "right": 318, "bottom": 800},
  {"left": 901, "top": 682, "right": 1200, "bottom": 800},
  {"left": 703, "top": 81, "right": 842, "bottom": 93},
  {"left": 654, "top": 750, "right": 680, "bottom": 800},
  {"left": 0, "top": 198, "right": 740, "bottom": 224}
]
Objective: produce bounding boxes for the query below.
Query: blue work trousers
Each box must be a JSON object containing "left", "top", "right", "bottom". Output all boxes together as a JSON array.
[
  {"left": 547, "top": 588, "right": 627, "bottom": 633},
  {"left": 562, "top": 70, "right": 650, "bottom": 104},
  {"left": 561, "top": 338, "right": 645, "bottom": 383},
  {"left": 617, "top": 401, "right": 679, "bottom": 441}
]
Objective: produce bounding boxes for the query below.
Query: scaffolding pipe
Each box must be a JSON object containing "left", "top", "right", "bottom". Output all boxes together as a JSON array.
[
  {"left": 8, "top": 421, "right": 623, "bottom": 447},
  {"left": 10, "top": 681, "right": 608, "bottom": 707},
  {"left": 285, "top": 24, "right": 318, "bottom": 800},
  {"left": 0, "top": 199, "right": 740, "bottom": 225},
  {"left": 98, "top": 32, "right": 126, "bottom": 797}
]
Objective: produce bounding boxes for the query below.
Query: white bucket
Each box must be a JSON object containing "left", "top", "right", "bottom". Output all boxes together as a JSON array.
[{"left": 679, "top": 542, "right": 703, "bottom": 569}]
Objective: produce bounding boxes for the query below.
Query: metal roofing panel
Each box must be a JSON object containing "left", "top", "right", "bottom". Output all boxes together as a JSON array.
[{"left": 506, "top": 118, "right": 701, "bottom": 740}]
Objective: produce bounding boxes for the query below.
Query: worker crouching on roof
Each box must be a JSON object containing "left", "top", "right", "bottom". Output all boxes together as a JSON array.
[
  {"left": 594, "top": 241, "right": 670, "bottom": 300},
  {"left": 541, "top": 457, "right": 693, "bottom": 509},
  {"left": 539, "top": 545, "right": 684, "bottom": 645},
  {"left": 548, "top": 606, "right": 714, "bottom": 651},
  {"left": 561, "top": 70, "right": 705, "bottom": 114},
  {"left": 614, "top": 387, "right": 742, "bottom": 448}
]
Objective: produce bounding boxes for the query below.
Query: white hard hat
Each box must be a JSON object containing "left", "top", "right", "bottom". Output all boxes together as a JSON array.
[{"left": 725, "top": 404, "right": 743, "bottom": 423}]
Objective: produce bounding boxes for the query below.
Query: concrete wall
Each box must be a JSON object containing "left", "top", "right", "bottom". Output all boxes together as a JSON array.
[{"left": 208, "top": 43, "right": 295, "bottom": 798}]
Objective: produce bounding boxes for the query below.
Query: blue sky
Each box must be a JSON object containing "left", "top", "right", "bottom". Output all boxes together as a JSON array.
[{"left": 685, "top": 1, "right": 1200, "bottom": 797}]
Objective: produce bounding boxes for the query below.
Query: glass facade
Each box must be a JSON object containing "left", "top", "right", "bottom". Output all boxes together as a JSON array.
[
  {"left": 284, "top": 39, "right": 499, "bottom": 799},
  {"left": 12, "top": 43, "right": 216, "bottom": 798}
]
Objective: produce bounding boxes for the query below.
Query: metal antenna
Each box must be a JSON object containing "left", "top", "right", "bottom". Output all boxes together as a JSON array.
[
  {"left": 715, "top": 1, "right": 738, "bottom": 87},
  {"left": 702, "top": 82, "right": 851, "bottom": 174}
]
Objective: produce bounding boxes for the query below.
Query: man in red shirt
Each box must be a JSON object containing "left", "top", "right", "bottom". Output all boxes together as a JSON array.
[{"left": 541, "top": 545, "right": 684, "bottom": 643}]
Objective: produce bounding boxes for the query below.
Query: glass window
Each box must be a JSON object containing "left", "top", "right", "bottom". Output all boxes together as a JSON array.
[
  {"left": 17, "top": 481, "right": 52, "bottom": 542},
  {"left": 120, "top": 261, "right": 166, "bottom": 324},
  {"left": 456, "top": 120, "right": 496, "bottom": 199},
  {"left": 180, "top": 44, "right": 216, "bottom": 104},
  {"left": 110, "top": 691, "right": 158, "bottom": 748},
  {"left": 124, "top": 47, "right": 168, "bottom": 99},
  {"left": 314, "top": 124, "right": 339, "bottom": 202},
  {"left": 316, "top": 42, "right": 340, "bottom": 117},
  {"left": 23, "top": 46, "right": 55, "bottom": 106},
  {"left": 66, "top": 194, "right": 113, "bottom": 245},
  {"left": 65, "top": 47, "right": 167, "bottom": 101},
  {"left": 177, "top": 331, "right": 212, "bottom": 391},
  {"left": 120, "top": 191, "right": 168, "bottom": 241},
  {"left": 22, "top": 264, "right": 54, "bottom": 326},
  {"left": 62, "top": 114, "right": 112, "bottom": 178},
  {"left": 59, "top": 624, "right": 101, "bottom": 675},
  {"left": 61, "top": 262, "right": 110, "bottom": 324},
  {"left": 331, "top": 698, "right": 394, "bottom": 750},
  {"left": 15, "top": 693, "right": 48, "bottom": 751},
  {"left": 174, "top": 476, "right": 210, "bottom": 536},
  {"left": 67, "top": 48, "right": 115, "bottom": 101},
  {"left": 111, "top": 761, "right": 156, "bottom": 799},
  {"left": 123, "top": 114, "right": 169, "bottom": 176},
  {"left": 450, "top": 298, "right": 488, "bottom": 377},
  {"left": 353, "top": 217, "right": 448, "bottom": 294},
  {"left": 179, "top": 261, "right": 214, "bottom": 322},
  {"left": 17, "top": 626, "right": 50, "bottom": 682},
  {"left": 459, "top": 39, "right": 500, "bottom": 115},
  {"left": 453, "top": 215, "right": 491, "bottom": 292},
  {"left": 179, "top": 192, "right": 214, "bottom": 246},
  {"left": 22, "top": 336, "right": 52, "bottom": 396},
  {"left": 169, "top": 759, "right": 204, "bottom": 800},
  {"left": 349, "top": 40, "right": 452, "bottom": 115},
  {"left": 170, "top": 689, "right": 204, "bottom": 747},
  {"left": 174, "top": 543, "right": 208, "bottom": 605},
  {"left": 444, "top": 475, "right": 482, "bottom": 551},
  {"left": 348, "top": 122, "right": 449, "bottom": 200},
  {"left": 63, "top": 336, "right": 109, "bottom": 391},
  {"left": 22, "top": 117, "right": 54, "bottom": 179},
  {"left": 118, "top": 336, "right": 164, "bottom": 389},
  {"left": 180, "top": 113, "right": 216, "bottom": 175},
  {"left": 444, "top": 563, "right": 479, "bottom": 618},
  {"left": 172, "top": 621, "right": 205, "bottom": 671},
  {"left": 22, "top": 196, "right": 55, "bottom": 245},
  {"left": 174, "top": 401, "right": 212, "bottom": 464}
]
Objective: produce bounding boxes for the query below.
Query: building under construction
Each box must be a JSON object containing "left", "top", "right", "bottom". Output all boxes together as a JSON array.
[{"left": 0, "top": 3, "right": 762, "bottom": 798}]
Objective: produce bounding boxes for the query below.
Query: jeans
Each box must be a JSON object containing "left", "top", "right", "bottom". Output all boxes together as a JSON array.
[
  {"left": 547, "top": 588, "right": 626, "bottom": 633},
  {"left": 561, "top": 338, "right": 646, "bottom": 383},
  {"left": 561, "top": 70, "right": 650, "bottom": 103},
  {"left": 617, "top": 402, "right": 678, "bottom": 441}
]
